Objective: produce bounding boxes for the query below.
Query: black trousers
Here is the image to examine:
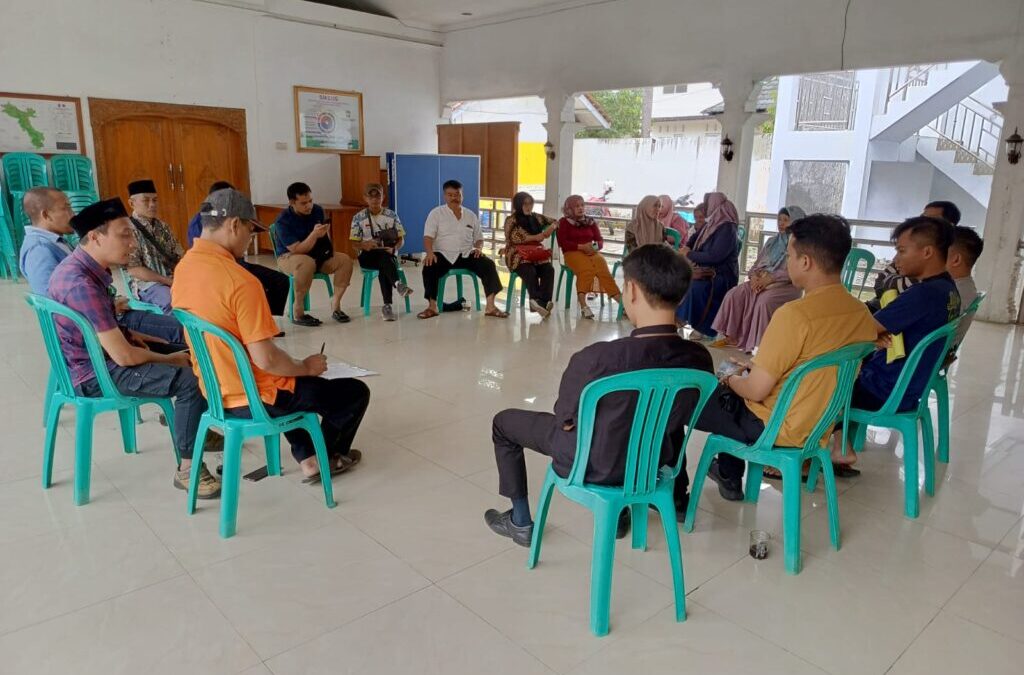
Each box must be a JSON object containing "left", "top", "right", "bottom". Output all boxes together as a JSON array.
[
  {"left": 227, "top": 377, "right": 370, "bottom": 463},
  {"left": 358, "top": 249, "right": 400, "bottom": 304},
  {"left": 492, "top": 409, "right": 567, "bottom": 499},
  {"left": 693, "top": 384, "right": 767, "bottom": 481},
  {"left": 422, "top": 253, "right": 502, "bottom": 301},
  {"left": 514, "top": 261, "right": 555, "bottom": 306},
  {"left": 239, "top": 259, "right": 290, "bottom": 317}
]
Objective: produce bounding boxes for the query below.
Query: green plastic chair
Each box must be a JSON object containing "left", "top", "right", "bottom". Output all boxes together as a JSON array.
[
  {"left": 26, "top": 294, "right": 177, "bottom": 506},
  {"left": 665, "top": 228, "right": 682, "bottom": 250},
  {"left": 843, "top": 320, "right": 960, "bottom": 519},
  {"left": 926, "top": 292, "right": 985, "bottom": 464},
  {"left": 172, "top": 309, "right": 337, "bottom": 538},
  {"left": 436, "top": 268, "right": 482, "bottom": 310},
  {"left": 685, "top": 341, "right": 877, "bottom": 574},
  {"left": 268, "top": 223, "right": 335, "bottom": 321},
  {"left": 528, "top": 368, "right": 718, "bottom": 636},
  {"left": 0, "top": 194, "right": 20, "bottom": 280},
  {"left": 841, "top": 248, "right": 876, "bottom": 297},
  {"left": 65, "top": 189, "right": 100, "bottom": 215},
  {"left": 555, "top": 264, "right": 578, "bottom": 309},
  {"left": 359, "top": 260, "right": 412, "bottom": 316},
  {"left": 503, "top": 271, "right": 529, "bottom": 312},
  {"left": 118, "top": 266, "right": 165, "bottom": 314},
  {"left": 48, "top": 154, "right": 96, "bottom": 193},
  {"left": 3, "top": 153, "right": 48, "bottom": 242}
]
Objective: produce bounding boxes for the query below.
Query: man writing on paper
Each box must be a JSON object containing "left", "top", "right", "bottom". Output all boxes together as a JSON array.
[{"left": 172, "top": 188, "right": 370, "bottom": 484}]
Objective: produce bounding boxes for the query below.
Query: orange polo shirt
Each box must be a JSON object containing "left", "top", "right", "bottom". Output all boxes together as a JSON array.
[{"left": 171, "top": 238, "right": 295, "bottom": 409}]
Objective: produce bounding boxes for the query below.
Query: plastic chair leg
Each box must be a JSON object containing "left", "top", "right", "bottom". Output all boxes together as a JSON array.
[
  {"left": 42, "top": 400, "right": 64, "bottom": 489},
  {"left": 471, "top": 276, "right": 482, "bottom": 310},
  {"left": 398, "top": 270, "right": 412, "bottom": 313},
  {"left": 361, "top": 274, "right": 374, "bottom": 316},
  {"left": 936, "top": 378, "right": 950, "bottom": 463},
  {"left": 683, "top": 448, "right": 716, "bottom": 532},
  {"left": 286, "top": 277, "right": 296, "bottom": 321},
  {"left": 819, "top": 451, "right": 841, "bottom": 551},
  {"left": 527, "top": 469, "right": 557, "bottom": 569},
  {"left": 805, "top": 456, "right": 821, "bottom": 493},
  {"left": 219, "top": 428, "right": 244, "bottom": 538},
  {"left": 505, "top": 274, "right": 517, "bottom": 313},
  {"left": 589, "top": 501, "right": 617, "bottom": 637},
  {"left": 630, "top": 503, "right": 648, "bottom": 551},
  {"left": 265, "top": 434, "right": 281, "bottom": 476},
  {"left": 656, "top": 489, "right": 687, "bottom": 622},
  {"left": 901, "top": 422, "right": 920, "bottom": 519},
  {"left": 744, "top": 462, "right": 764, "bottom": 502},
  {"left": 73, "top": 403, "right": 95, "bottom": 506},
  {"left": 437, "top": 277, "right": 448, "bottom": 306},
  {"left": 308, "top": 420, "right": 337, "bottom": 509},
  {"left": 42, "top": 369, "right": 56, "bottom": 427},
  {"left": 781, "top": 457, "right": 803, "bottom": 574},
  {"left": 921, "top": 417, "right": 936, "bottom": 497},
  {"left": 117, "top": 407, "right": 138, "bottom": 454},
  {"left": 187, "top": 417, "right": 211, "bottom": 515}
]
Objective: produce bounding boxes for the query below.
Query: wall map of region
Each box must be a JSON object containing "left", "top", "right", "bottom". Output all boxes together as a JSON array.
[{"left": 0, "top": 94, "right": 83, "bottom": 154}]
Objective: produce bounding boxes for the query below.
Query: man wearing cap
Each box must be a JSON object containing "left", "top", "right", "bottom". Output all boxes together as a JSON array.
[
  {"left": 273, "top": 182, "right": 354, "bottom": 326},
  {"left": 173, "top": 189, "right": 368, "bottom": 482},
  {"left": 48, "top": 198, "right": 222, "bottom": 499},
  {"left": 349, "top": 182, "right": 413, "bottom": 321},
  {"left": 125, "top": 179, "right": 184, "bottom": 314},
  {"left": 19, "top": 187, "right": 184, "bottom": 344}
]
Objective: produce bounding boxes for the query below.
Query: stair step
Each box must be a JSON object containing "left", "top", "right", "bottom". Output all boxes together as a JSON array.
[
  {"left": 936, "top": 139, "right": 958, "bottom": 152},
  {"left": 973, "top": 162, "right": 995, "bottom": 175}
]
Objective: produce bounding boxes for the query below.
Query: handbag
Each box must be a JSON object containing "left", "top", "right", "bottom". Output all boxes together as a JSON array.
[
  {"left": 514, "top": 242, "right": 552, "bottom": 263},
  {"left": 366, "top": 209, "right": 401, "bottom": 248}
]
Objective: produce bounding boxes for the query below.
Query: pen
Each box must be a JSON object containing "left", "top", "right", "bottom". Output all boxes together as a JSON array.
[{"left": 320, "top": 342, "right": 325, "bottom": 355}]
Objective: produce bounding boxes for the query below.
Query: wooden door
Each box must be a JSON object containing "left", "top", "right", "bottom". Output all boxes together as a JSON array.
[{"left": 174, "top": 119, "right": 249, "bottom": 233}]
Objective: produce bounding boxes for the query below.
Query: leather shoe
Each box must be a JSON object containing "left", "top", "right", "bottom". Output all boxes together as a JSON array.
[
  {"left": 484, "top": 508, "right": 533, "bottom": 547},
  {"left": 616, "top": 508, "right": 631, "bottom": 539},
  {"left": 708, "top": 458, "right": 744, "bottom": 501}
]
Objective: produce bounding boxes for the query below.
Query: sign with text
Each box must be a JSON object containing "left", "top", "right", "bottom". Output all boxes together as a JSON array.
[
  {"left": 0, "top": 92, "right": 85, "bottom": 154},
  {"left": 293, "top": 86, "right": 364, "bottom": 154}
]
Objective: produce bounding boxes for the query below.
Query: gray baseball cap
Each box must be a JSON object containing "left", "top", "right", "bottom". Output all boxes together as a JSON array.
[{"left": 200, "top": 188, "right": 266, "bottom": 230}]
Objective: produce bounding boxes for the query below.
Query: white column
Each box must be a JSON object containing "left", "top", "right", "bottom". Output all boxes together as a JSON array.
[
  {"left": 542, "top": 91, "right": 578, "bottom": 219},
  {"left": 715, "top": 80, "right": 756, "bottom": 218},
  {"left": 975, "top": 62, "right": 1024, "bottom": 323}
]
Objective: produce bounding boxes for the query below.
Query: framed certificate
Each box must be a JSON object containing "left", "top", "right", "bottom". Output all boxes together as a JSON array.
[
  {"left": 293, "top": 86, "right": 365, "bottom": 154},
  {"left": 0, "top": 92, "right": 85, "bottom": 154}
]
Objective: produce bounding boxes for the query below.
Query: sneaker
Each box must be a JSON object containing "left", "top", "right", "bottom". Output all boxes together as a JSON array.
[
  {"left": 382, "top": 304, "right": 396, "bottom": 321},
  {"left": 395, "top": 281, "right": 413, "bottom": 297},
  {"left": 292, "top": 314, "right": 322, "bottom": 327},
  {"left": 529, "top": 299, "right": 550, "bottom": 318},
  {"left": 580, "top": 305, "right": 595, "bottom": 320},
  {"left": 484, "top": 508, "right": 533, "bottom": 547},
  {"left": 331, "top": 310, "right": 351, "bottom": 324},
  {"left": 707, "top": 458, "right": 744, "bottom": 501},
  {"left": 173, "top": 463, "right": 222, "bottom": 499}
]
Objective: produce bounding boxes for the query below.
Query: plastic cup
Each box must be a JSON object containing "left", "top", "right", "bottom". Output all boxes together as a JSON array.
[{"left": 749, "top": 530, "right": 770, "bottom": 560}]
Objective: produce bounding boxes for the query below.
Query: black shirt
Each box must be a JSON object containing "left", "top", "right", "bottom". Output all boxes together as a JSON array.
[{"left": 548, "top": 324, "right": 714, "bottom": 485}]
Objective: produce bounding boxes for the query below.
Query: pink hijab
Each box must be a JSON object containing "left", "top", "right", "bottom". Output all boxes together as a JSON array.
[
  {"left": 658, "top": 194, "right": 688, "bottom": 239},
  {"left": 693, "top": 191, "right": 738, "bottom": 249}
]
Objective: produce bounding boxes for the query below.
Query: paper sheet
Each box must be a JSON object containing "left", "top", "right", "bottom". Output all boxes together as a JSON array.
[{"left": 320, "top": 362, "right": 378, "bottom": 380}]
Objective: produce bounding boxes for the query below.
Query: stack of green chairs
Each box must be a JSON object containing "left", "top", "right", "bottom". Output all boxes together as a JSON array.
[
  {"left": 268, "top": 223, "right": 335, "bottom": 321},
  {"left": 0, "top": 195, "right": 20, "bottom": 280},
  {"left": 528, "top": 368, "right": 718, "bottom": 636},
  {"left": 26, "top": 294, "right": 177, "bottom": 506},
  {"left": 172, "top": 309, "right": 337, "bottom": 538},
  {"left": 841, "top": 248, "right": 876, "bottom": 297},
  {"left": 49, "top": 154, "right": 96, "bottom": 195},
  {"left": 841, "top": 320, "right": 961, "bottom": 518},
  {"left": 685, "top": 342, "right": 876, "bottom": 574},
  {"left": 2, "top": 152, "right": 48, "bottom": 246}
]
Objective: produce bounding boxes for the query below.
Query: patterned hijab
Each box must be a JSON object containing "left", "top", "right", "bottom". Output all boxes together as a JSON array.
[
  {"left": 627, "top": 194, "right": 665, "bottom": 246},
  {"left": 562, "top": 195, "right": 595, "bottom": 226},
  {"left": 693, "top": 192, "right": 738, "bottom": 250}
]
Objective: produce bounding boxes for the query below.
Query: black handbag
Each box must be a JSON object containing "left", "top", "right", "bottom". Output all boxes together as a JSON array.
[{"left": 366, "top": 209, "right": 401, "bottom": 248}]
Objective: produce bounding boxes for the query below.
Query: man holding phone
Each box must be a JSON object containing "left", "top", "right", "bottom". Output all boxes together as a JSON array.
[
  {"left": 173, "top": 189, "right": 369, "bottom": 484},
  {"left": 273, "top": 182, "right": 354, "bottom": 326}
]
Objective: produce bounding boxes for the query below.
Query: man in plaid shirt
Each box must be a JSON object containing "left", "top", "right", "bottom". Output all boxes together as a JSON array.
[{"left": 48, "top": 198, "right": 222, "bottom": 499}]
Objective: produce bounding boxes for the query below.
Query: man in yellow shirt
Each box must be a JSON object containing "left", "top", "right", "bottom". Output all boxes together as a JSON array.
[
  {"left": 690, "top": 214, "right": 880, "bottom": 501},
  {"left": 171, "top": 189, "right": 369, "bottom": 482}
]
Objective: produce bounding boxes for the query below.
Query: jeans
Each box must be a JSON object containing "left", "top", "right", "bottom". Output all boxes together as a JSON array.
[
  {"left": 138, "top": 283, "right": 173, "bottom": 314},
  {"left": 226, "top": 376, "right": 370, "bottom": 463},
  {"left": 118, "top": 309, "right": 184, "bottom": 344}
]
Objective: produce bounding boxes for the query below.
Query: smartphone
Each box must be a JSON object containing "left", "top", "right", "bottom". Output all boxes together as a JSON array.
[
  {"left": 243, "top": 465, "right": 270, "bottom": 482},
  {"left": 715, "top": 360, "right": 742, "bottom": 380}
]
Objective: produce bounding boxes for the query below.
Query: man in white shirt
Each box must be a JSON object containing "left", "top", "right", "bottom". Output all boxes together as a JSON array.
[{"left": 417, "top": 179, "right": 507, "bottom": 319}]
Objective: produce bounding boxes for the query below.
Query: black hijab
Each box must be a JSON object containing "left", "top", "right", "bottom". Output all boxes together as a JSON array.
[{"left": 512, "top": 191, "right": 544, "bottom": 235}]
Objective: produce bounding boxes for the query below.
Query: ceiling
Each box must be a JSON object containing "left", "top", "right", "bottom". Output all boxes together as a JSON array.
[{"left": 302, "top": 0, "right": 585, "bottom": 30}]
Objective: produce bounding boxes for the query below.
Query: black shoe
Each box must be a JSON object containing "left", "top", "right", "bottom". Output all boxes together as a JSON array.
[
  {"left": 331, "top": 310, "right": 351, "bottom": 324},
  {"left": 616, "top": 508, "right": 631, "bottom": 539},
  {"left": 484, "top": 508, "right": 534, "bottom": 547},
  {"left": 708, "top": 459, "right": 744, "bottom": 501},
  {"left": 647, "top": 492, "right": 689, "bottom": 522},
  {"left": 274, "top": 330, "right": 286, "bottom": 338},
  {"left": 292, "top": 314, "right": 322, "bottom": 327}
]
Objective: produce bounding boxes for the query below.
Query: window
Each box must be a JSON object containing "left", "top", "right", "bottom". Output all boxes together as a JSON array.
[
  {"left": 794, "top": 72, "right": 858, "bottom": 131},
  {"left": 662, "top": 84, "right": 689, "bottom": 94},
  {"left": 784, "top": 160, "right": 848, "bottom": 214}
]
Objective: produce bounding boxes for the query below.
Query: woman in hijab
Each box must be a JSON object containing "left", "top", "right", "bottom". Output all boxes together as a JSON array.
[
  {"left": 624, "top": 194, "right": 665, "bottom": 252},
  {"left": 676, "top": 191, "right": 741, "bottom": 339},
  {"left": 658, "top": 194, "right": 689, "bottom": 243},
  {"left": 503, "top": 191, "right": 557, "bottom": 317},
  {"left": 557, "top": 194, "right": 622, "bottom": 319},
  {"left": 710, "top": 206, "right": 807, "bottom": 351}
]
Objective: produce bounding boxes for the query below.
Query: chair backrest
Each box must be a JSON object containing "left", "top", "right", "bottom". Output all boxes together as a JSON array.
[
  {"left": 49, "top": 155, "right": 95, "bottom": 193},
  {"left": 568, "top": 368, "right": 719, "bottom": 496},
  {"left": 752, "top": 341, "right": 877, "bottom": 450},
  {"left": 25, "top": 293, "right": 123, "bottom": 400},
  {"left": 118, "top": 266, "right": 139, "bottom": 300},
  {"left": 841, "top": 248, "right": 875, "bottom": 296},
  {"left": 964, "top": 291, "right": 986, "bottom": 316},
  {"left": 171, "top": 308, "right": 276, "bottom": 423},
  {"left": 2, "top": 153, "right": 48, "bottom": 193},
  {"left": 268, "top": 223, "right": 282, "bottom": 261},
  {"left": 65, "top": 189, "right": 100, "bottom": 214},
  {"left": 880, "top": 319, "right": 960, "bottom": 416},
  {"left": 664, "top": 228, "right": 682, "bottom": 250}
]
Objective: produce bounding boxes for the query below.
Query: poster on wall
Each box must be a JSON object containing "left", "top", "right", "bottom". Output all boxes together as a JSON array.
[
  {"left": 0, "top": 92, "right": 85, "bottom": 154},
  {"left": 293, "top": 86, "right": 364, "bottom": 154}
]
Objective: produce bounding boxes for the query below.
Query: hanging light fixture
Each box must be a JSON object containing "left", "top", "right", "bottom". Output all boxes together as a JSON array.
[
  {"left": 720, "top": 135, "right": 735, "bottom": 162},
  {"left": 1005, "top": 127, "right": 1022, "bottom": 165}
]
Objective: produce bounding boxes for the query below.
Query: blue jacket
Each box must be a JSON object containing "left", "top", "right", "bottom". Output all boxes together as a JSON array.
[{"left": 19, "top": 226, "right": 73, "bottom": 295}]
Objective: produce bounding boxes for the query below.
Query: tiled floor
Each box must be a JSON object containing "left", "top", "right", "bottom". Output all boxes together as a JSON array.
[{"left": 0, "top": 262, "right": 1022, "bottom": 675}]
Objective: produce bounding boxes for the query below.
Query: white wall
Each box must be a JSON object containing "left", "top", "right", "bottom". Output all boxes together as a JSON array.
[
  {"left": 862, "top": 162, "right": 935, "bottom": 221},
  {"left": 450, "top": 97, "right": 545, "bottom": 142},
  {"left": 0, "top": 0, "right": 441, "bottom": 205}
]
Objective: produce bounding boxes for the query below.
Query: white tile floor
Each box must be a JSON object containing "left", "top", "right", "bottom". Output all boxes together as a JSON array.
[{"left": 0, "top": 262, "right": 1022, "bottom": 675}]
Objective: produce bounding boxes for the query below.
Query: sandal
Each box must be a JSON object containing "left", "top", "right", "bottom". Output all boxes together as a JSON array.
[
  {"left": 417, "top": 308, "right": 439, "bottom": 320},
  {"left": 832, "top": 464, "right": 861, "bottom": 478},
  {"left": 301, "top": 451, "right": 351, "bottom": 484},
  {"left": 484, "top": 308, "right": 509, "bottom": 318}
]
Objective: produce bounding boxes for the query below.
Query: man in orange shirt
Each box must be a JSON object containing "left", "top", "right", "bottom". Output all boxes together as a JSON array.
[{"left": 171, "top": 189, "right": 369, "bottom": 482}]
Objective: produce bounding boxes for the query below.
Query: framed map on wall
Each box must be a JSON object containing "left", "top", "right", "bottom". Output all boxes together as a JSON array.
[
  {"left": 0, "top": 92, "right": 85, "bottom": 155},
  {"left": 293, "top": 86, "right": 364, "bottom": 154}
]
